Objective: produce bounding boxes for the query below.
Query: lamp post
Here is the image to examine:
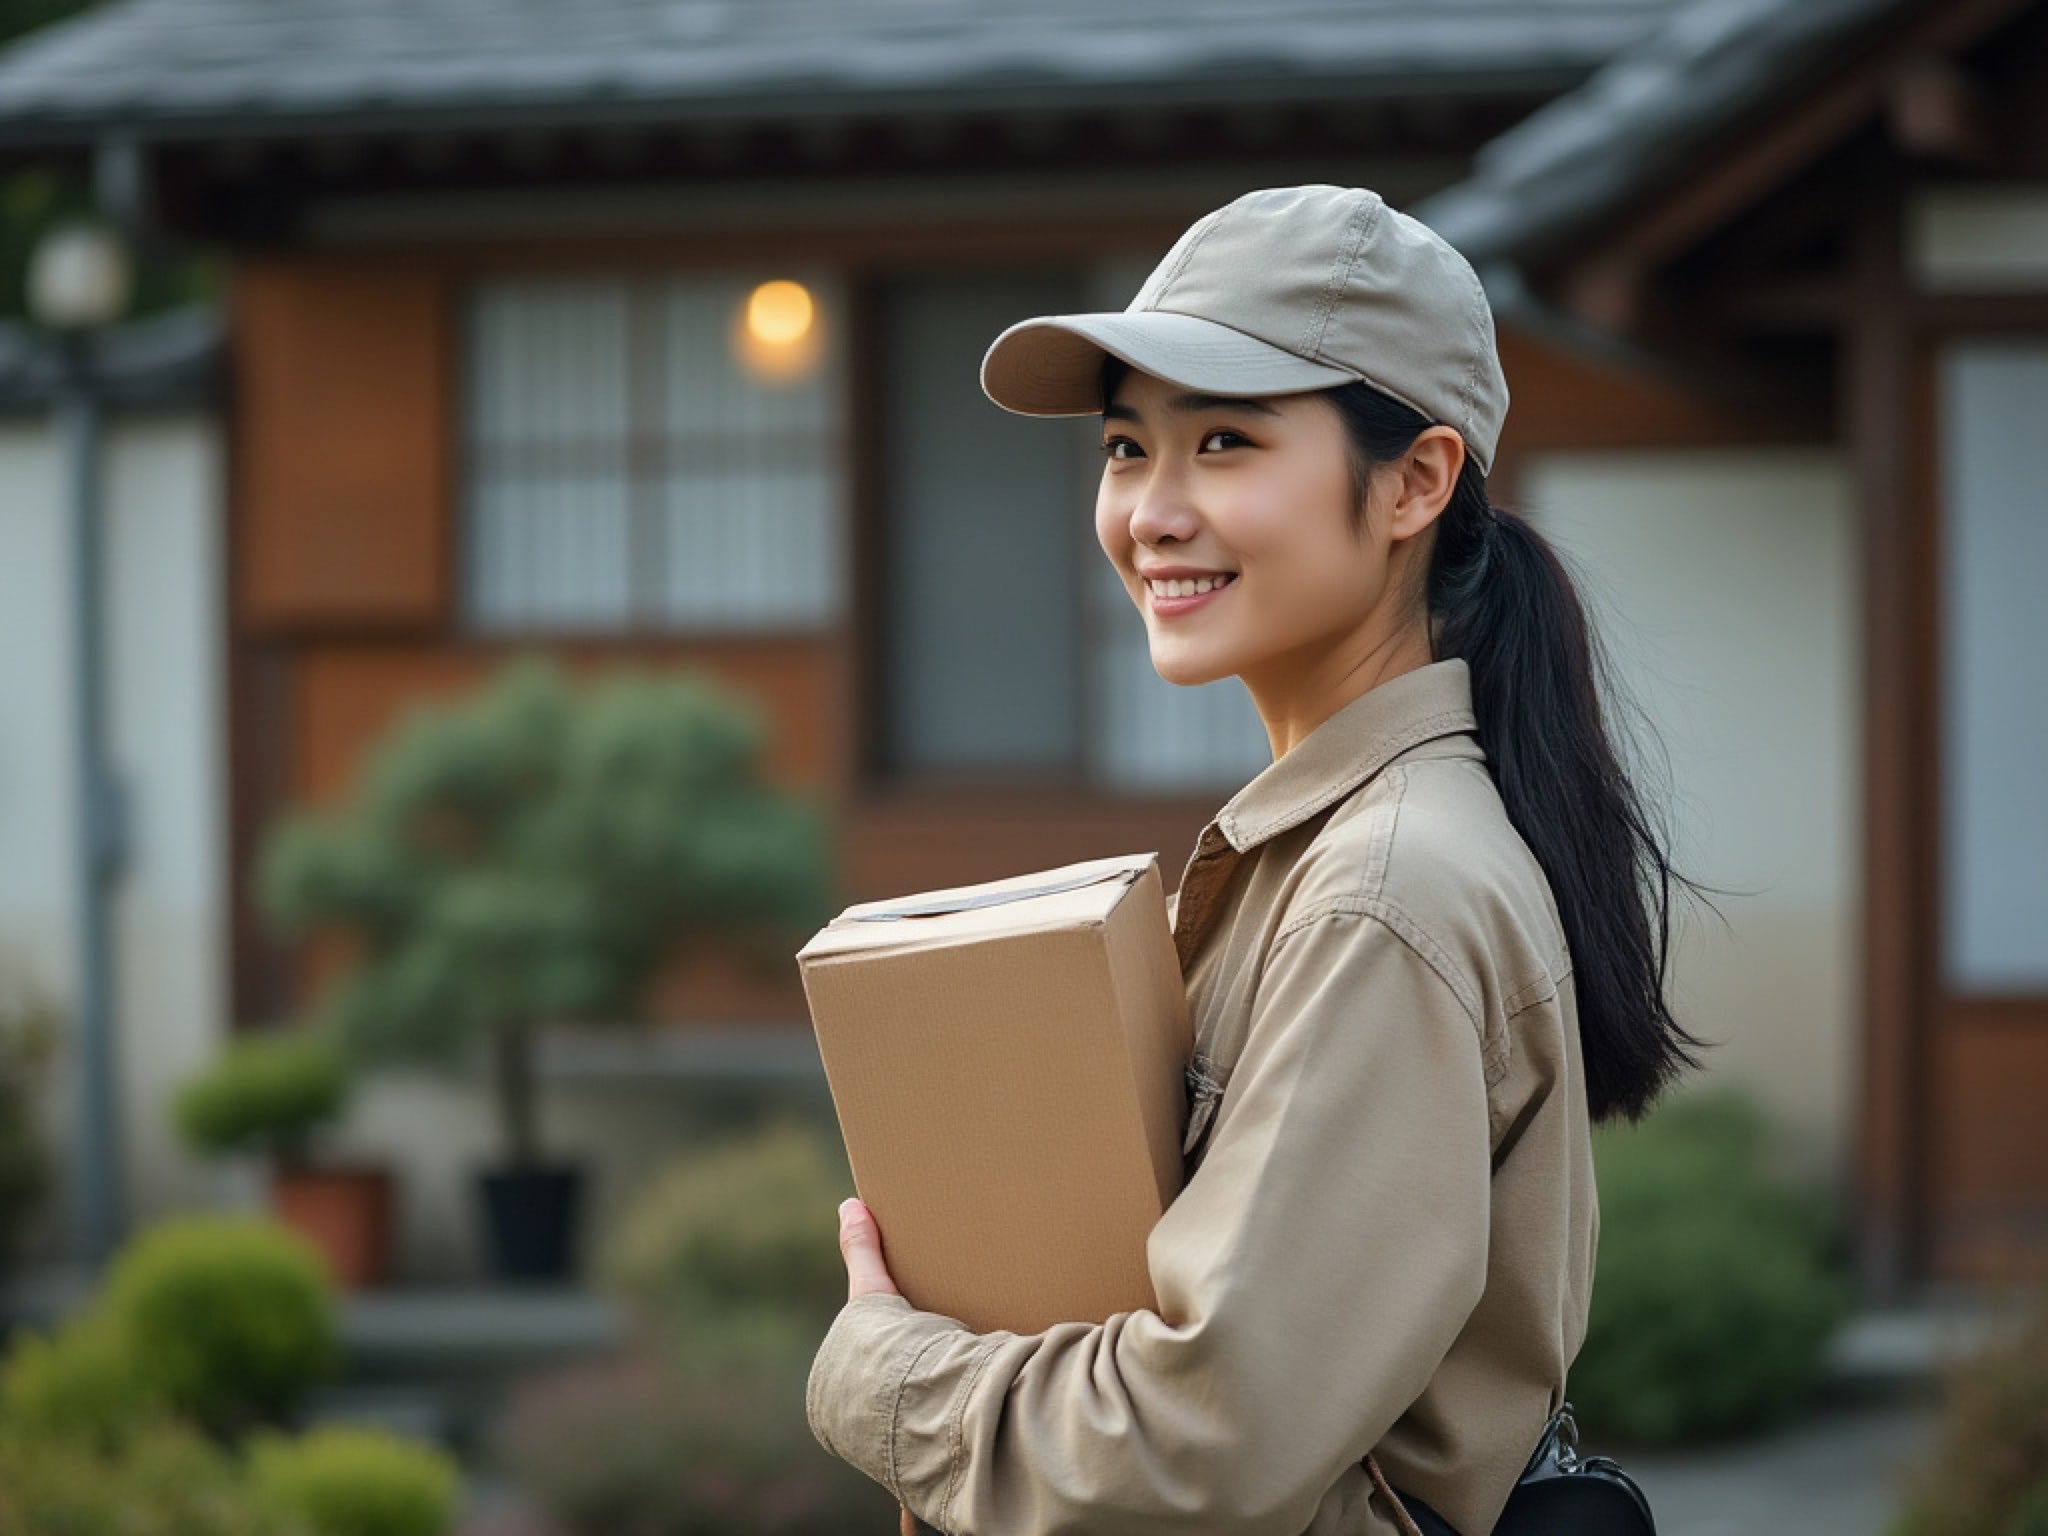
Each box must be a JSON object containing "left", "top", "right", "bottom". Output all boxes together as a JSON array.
[{"left": 28, "top": 219, "right": 134, "bottom": 1264}]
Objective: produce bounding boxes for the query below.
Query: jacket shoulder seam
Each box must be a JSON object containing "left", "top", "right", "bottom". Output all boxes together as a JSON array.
[{"left": 1268, "top": 898, "right": 1493, "bottom": 1074}]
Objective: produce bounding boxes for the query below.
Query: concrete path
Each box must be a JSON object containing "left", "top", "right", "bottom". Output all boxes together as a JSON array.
[{"left": 1616, "top": 1395, "right": 1939, "bottom": 1536}]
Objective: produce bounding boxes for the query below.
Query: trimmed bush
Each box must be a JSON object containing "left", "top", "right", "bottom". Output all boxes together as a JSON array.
[
  {"left": 601, "top": 1115, "right": 851, "bottom": 1334},
  {"left": 1889, "top": 1283, "right": 2048, "bottom": 1536},
  {"left": 101, "top": 1215, "right": 338, "bottom": 1435},
  {"left": 0, "top": 1420, "right": 307, "bottom": 1536},
  {"left": 174, "top": 1032, "right": 348, "bottom": 1163},
  {"left": 492, "top": 1336, "right": 890, "bottom": 1536},
  {"left": 497, "top": 1115, "right": 884, "bottom": 1534},
  {"left": 1568, "top": 1087, "right": 1853, "bottom": 1444},
  {"left": 0, "top": 1314, "right": 163, "bottom": 1454},
  {"left": 248, "top": 1425, "right": 459, "bottom": 1536}
]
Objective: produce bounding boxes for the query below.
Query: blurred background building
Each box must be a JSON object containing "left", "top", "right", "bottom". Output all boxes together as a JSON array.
[{"left": 0, "top": 0, "right": 2040, "bottom": 1297}]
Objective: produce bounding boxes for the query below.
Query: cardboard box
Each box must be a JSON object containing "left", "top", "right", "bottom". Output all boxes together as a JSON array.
[{"left": 797, "top": 851, "right": 1191, "bottom": 1336}]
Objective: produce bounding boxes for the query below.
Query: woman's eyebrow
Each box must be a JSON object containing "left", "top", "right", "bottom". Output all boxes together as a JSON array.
[
  {"left": 1172, "top": 392, "right": 1282, "bottom": 417},
  {"left": 1101, "top": 392, "right": 1283, "bottom": 425}
]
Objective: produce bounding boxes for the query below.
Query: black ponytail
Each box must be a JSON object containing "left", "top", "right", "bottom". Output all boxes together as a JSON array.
[{"left": 1101, "top": 354, "right": 1717, "bottom": 1124}]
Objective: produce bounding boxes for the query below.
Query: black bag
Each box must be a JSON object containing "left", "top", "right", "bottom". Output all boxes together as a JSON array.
[{"left": 1366, "top": 1402, "right": 1656, "bottom": 1536}]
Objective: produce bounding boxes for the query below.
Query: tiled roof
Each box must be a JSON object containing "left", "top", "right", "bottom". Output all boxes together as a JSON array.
[
  {"left": 1411, "top": 0, "right": 1913, "bottom": 263},
  {"left": 0, "top": 0, "right": 1688, "bottom": 141}
]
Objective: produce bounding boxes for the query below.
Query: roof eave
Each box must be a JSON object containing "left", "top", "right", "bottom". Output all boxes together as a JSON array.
[{"left": 0, "top": 60, "right": 1594, "bottom": 153}]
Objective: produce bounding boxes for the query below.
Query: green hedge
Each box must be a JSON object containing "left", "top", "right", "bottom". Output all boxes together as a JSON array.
[
  {"left": 0, "top": 1214, "right": 468, "bottom": 1536},
  {"left": 0, "top": 1422, "right": 306, "bottom": 1536},
  {"left": 0, "top": 1314, "right": 164, "bottom": 1454},
  {"left": 248, "top": 1425, "right": 459, "bottom": 1536},
  {"left": 492, "top": 1331, "right": 888, "bottom": 1536},
  {"left": 600, "top": 1114, "right": 851, "bottom": 1334},
  {"left": 1568, "top": 1088, "right": 1854, "bottom": 1444},
  {"left": 101, "top": 1215, "right": 339, "bottom": 1436},
  {"left": 498, "top": 1114, "right": 887, "bottom": 1535}
]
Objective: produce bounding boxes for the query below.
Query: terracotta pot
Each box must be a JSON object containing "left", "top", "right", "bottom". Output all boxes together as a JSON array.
[{"left": 271, "top": 1164, "right": 395, "bottom": 1290}]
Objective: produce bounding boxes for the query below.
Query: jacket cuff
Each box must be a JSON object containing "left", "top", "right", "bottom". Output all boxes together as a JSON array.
[{"left": 806, "top": 1291, "right": 969, "bottom": 1501}]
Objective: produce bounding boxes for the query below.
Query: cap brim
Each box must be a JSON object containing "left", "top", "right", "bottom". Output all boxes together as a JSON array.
[{"left": 980, "top": 310, "right": 1359, "bottom": 416}]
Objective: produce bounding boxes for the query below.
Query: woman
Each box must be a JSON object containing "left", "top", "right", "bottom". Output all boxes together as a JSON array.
[{"left": 808, "top": 184, "right": 1711, "bottom": 1536}]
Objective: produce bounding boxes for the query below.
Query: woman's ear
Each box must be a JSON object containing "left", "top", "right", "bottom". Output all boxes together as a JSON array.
[{"left": 1389, "top": 427, "right": 1464, "bottom": 542}]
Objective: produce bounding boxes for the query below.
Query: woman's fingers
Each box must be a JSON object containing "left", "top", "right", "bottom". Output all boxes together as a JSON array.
[{"left": 838, "top": 1197, "right": 902, "bottom": 1300}]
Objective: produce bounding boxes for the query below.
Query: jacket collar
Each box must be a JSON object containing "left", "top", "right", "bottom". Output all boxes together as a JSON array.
[{"left": 1212, "top": 657, "right": 1482, "bottom": 853}]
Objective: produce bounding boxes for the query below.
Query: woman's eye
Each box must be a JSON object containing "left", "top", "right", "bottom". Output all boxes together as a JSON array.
[
  {"left": 1101, "top": 437, "right": 1142, "bottom": 461},
  {"left": 1201, "top": 430, "right": 1246, "bottom": 452}
]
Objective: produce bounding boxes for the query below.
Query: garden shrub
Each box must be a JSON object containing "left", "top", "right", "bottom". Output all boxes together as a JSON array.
[
  {"left": 0, "top": 1420, "right": 307, "bottom": 1536},
  {"left": 0, "top": 1314, "right": 163, "bottom": 1454},
  {"left": 1567, "top": 1087, "right": 1854, "bottom": 1444},
  {"left": 492, "top": 1336, "right": 889, "bottom": 1536},
  {"left": 1889, "top": 1283, "right": 2048, "bottom": 1536},
  {"left": 601, "top": 1115, "right": 851, "bottom": 1334},
  {"left": 174, "top": 1032, "right": 348, "bottom": 1162},
  {"left": 247, "top": 1424, "right": 459, "bottom": 1536},
  {"left": 496, "top": 1113, "right": 884, "bottom": 1535},
  {"left": 101, "top": 1215, "right": 338, "bottom": 1435}
]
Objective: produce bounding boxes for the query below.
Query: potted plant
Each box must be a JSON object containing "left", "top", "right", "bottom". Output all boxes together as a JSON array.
[
  {"left": 172, "top": 1030, "right": 395, "bottom": 1290},
  {"left": 255, "top": 655, "right": 832, "bottom": 1282}
]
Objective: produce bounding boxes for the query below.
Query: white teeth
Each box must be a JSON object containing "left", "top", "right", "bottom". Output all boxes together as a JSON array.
[{"left": 1149, "top": 574, "right": 1234, "bottom": 598}]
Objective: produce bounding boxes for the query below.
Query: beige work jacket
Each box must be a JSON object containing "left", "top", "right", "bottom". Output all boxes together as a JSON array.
[{"left": 807, "top": 656, "right": 1599, "bottom": 1535}]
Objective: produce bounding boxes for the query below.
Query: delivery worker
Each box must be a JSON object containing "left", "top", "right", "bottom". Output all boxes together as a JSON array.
[{"left": 807, "top": 183, "right": 1712, "bottom": 1536}]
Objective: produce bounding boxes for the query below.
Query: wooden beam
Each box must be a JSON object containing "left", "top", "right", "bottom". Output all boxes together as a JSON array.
[
  {"left": 1706, "top": 273, "right": 1852, "bottom": 331},
  {"left": 1844, "top": 173, "right": 1927, "bottom": 1300},
  {"left": 1544, "top": 257, "right": 1831, "bottom": 421},
  {"left": 1601, "top": 0, "right": 2036, "bottom": 274},
  {"left": 1558, "top": 256, "right": 1652, "bottom": 337},
  {"left": 1888, "top": 53, "right": 1996, "bottom": 165}
]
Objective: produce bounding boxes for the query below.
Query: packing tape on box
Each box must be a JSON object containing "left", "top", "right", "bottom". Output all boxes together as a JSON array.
[{"left": 850, "top": 866, "right": 1140, "bottom": 921}]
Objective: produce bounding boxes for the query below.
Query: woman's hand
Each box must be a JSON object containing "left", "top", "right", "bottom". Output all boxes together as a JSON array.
[{"left": 837, "top": 1197, "right": 902, "bottom": 1302}]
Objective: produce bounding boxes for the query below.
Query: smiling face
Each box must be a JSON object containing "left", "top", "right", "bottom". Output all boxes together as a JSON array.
[{"left": 1095, "top": 364, "right": 1451, "bottom": 753}]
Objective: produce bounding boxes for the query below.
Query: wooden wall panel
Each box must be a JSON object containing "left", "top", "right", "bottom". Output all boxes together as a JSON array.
[
  {"left": 290, "top": 641, "right": 840, "bottom": 809},
  {"left": 233, "top": 260, "right": 451, "bottom": 630},
  {"left": 1927, "top": 1001, "right": 2048, "bottom": 1285},
  {"left": 1490, "top": 326, "right": 1822, "bottom": 501}
]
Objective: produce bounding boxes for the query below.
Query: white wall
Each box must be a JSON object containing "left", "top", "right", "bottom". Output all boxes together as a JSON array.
[
  {"left": 0, "top": 414, "right": 228, "bottom": 1257},
  {"left": 1909, "top": 184, "right": 2048, "bottom": 291},
  {"left": 1519, "top": 448, "right": 1861, "bottom": 1187}
]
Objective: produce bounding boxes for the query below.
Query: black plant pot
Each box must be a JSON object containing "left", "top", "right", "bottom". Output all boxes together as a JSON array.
[{"left": 476, "top": 1164, "right": 584, "bottom": 1283}]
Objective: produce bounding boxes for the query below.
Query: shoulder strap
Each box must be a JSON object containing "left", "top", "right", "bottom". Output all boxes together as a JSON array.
[{"left": 1363, "top": 1451, "right": 1428, "bottom": 1536}]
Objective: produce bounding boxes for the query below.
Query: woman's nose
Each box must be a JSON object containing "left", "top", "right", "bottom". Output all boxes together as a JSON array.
[{"left": 1126, "top": 480, "right": 1202, "bottom": 549}]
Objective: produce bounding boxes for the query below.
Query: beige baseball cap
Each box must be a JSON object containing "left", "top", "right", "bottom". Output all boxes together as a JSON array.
[{"left": 979, "top": 183, "right": 1509, "bottom": 478}]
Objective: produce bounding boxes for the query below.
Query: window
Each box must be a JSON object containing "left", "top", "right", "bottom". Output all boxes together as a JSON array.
[
  {"left": 1939, "top": 340, "right": 2048, "bottom": 991},
  {"left": 460, "top": 272, "right": 845, "bottom": 634},
  {"left": 874, "top": 262, "right": 1270, "bottom": 792}
]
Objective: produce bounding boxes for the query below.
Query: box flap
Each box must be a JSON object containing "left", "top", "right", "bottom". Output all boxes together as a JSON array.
[{"left": 797, "top": 852, "right": 1158, "bottom": 960}]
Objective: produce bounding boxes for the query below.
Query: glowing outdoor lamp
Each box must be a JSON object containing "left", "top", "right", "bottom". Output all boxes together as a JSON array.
[
  {"left": 28, "top": 220, "right": 133, "bottom": 330},
  {"left": 734, "top": 278, "right": 824, "bottom": 381}
]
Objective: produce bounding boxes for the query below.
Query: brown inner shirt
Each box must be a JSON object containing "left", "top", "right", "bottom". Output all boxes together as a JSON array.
[{"left": 808, "top": 656, "right": 1600, "bottom": 1535}]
